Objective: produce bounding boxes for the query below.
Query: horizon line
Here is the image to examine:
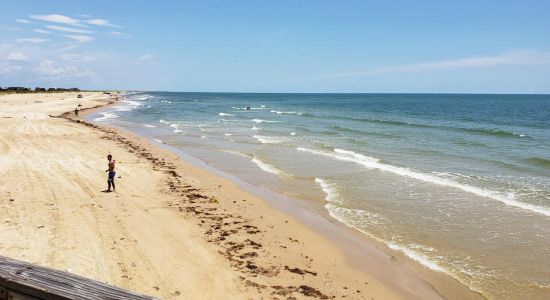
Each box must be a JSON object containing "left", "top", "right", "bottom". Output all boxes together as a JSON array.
[{"left": 114, "top": 90, "right": 550, "bottom": 95}]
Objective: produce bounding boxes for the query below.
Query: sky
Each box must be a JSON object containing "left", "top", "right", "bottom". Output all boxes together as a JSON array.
[{"left": 1, "top": 0, "right": 550, "bottom": 93}]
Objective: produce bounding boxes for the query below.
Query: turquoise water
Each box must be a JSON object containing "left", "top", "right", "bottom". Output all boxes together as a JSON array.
[{"left": 93, "top": 92, "right": 550, "bottom": 299}]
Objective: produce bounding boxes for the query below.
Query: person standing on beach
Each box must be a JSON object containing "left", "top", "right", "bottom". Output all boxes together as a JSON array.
[{"left": 105, "top": 154, "right": 116, "bottom": 192}]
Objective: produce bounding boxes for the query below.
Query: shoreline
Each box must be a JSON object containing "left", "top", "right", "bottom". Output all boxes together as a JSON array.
[
  {"left": 0, "top": 92, "right": 482, "bottom": 299},
  {"left": 150, "top": 138, "right": 483, "bottom": 300},
  {"left": 86, "top": 95, "right": 484, "bottom": 299}
]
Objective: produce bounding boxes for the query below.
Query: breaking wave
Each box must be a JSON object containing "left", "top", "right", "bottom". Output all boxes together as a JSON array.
[
  {"left": 301, "top": 147, "right": 550, "bottom": 217},
  {"left": 252, "top": 156, "right": 287, "bottom": 177}
]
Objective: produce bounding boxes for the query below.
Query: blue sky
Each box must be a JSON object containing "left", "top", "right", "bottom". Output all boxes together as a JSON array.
[{"left": 1, "top": 0, "right": 549, "bottom": 93}]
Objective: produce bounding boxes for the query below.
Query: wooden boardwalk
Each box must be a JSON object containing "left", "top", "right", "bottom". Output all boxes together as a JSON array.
[{"left": 0, "top": 256, "right": 157, "bottom": 300}]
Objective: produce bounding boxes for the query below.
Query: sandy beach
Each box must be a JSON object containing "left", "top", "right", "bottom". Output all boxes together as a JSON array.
[{"left": 0, "top": 92, "right": 482, "bottom": 299}]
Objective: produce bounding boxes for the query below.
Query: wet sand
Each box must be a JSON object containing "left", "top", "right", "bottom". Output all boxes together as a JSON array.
[{"left": 0, "top": 92, "right": 481, "bottom": 299}]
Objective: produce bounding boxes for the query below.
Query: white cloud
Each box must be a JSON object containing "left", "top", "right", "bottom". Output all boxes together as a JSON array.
[
  {"left": 46, "top": 25, "right": 94, "bottom": 34},
  {"left": 85, "top": 19, "right": 119, "bottom": 27},
  {"left": 61, "top": 53, "right": 96, "bottom": 62},
  {"left": 0, "top": 64, "right": 22, "bottom": 76},
  {"left": 0, "top": 49, "right": 95, "bottom": 83},
  {"left": 34, "top": 60, "right": 95, "bottom": 79},
  {"left": 30, "top": 14, "right": 82, "bottom": 26},
  {"left": 64, "top": 35, "right": 94, "bottom": 42},
  {"left": 33, "top": 29, "right": 52, "bottom": 34},
  {"left": 326, "top": 49, "right": 550, "bottom": 78},
  {"left": 8, "top": 52, "right": 28, "bottom": 61},
  {"left": 111, "top": 31, "right": 129, "bottom": 37},
  {"left": 17, "top": 38, "right": 50, "bottom": 43},
  {"left": 16, "top": 19, "right": 32, "bottom": 24}
]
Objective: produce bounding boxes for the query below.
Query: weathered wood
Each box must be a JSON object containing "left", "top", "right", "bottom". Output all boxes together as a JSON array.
[{"left": 0, "top": 256, "right": 157, "bottom": 300}]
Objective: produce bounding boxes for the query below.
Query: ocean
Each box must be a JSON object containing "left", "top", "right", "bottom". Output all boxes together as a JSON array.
[{"left": 91, "top": 92, "right": 550, "bottom": 299}]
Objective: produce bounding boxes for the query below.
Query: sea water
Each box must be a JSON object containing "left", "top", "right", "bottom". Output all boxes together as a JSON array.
[{"left": 92, "top": 92, "right": 550, "bottom": 299}]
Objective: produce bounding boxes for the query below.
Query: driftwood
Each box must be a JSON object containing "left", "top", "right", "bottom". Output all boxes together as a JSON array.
[{"left": 0, "top": 256, "right": 157, "bottom": 300}]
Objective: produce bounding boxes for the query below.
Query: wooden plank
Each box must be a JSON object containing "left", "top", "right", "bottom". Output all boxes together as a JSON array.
[
  {"left": 1, "top": 286, "right": 39, "bottom": 300},
  {"left": 0, "top": 256, "right": 157, "bottom": 300}
]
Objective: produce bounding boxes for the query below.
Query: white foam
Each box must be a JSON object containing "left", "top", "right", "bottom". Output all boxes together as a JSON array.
[
  {"left": 220, "top": 149, "right": 249, "bottom": 158},
  {"left": 290, "top": 132, "right": 296, "bottom": 136},
  {"left": 251, "top": 126, "right": 260, "bottom": 131},
  {"left": 253, "top": 135, "right": 288, "bottom": 144},
  {"left": 300, "top": 147, "right": 550, "bottom": 217},
  {"left": 314, "top": 178, "right": 447, "bottom": 274},
  {"left": 159, "top": 119, "right": 170, "bottom": 124},
  {"left": 315, "top": 178, "right": 340, "bottom": 203},
  {"left": 252, "top": 119, "right": 280, "bottom": 124},
  {"left": 174, "top": 129, "right": 183, "bottom": 133},
  {"left": 270, "top": 110, "right": 301, "bottom": 115},
  {"left": 114, "top": 106, "right": 132, "bottom": 112},
  {"left": 170, "top": 124, "right": 178, "bottom": 128},
  {"left": 252, "top": 156, "right": 286, "bottom": 177},
  {"left": 124, "top": 100, "right": 142, "bottom": 106},
  {"left": 144, "top": 124, "right": 156, "bottom": 128},
  {"left": 131, "top": 95, "right": 152, "bottom": 101},
  {"left": 219, "top": 112, "right": 234, "bottom": 116},
  {"left": 387, "top": 242, "right": 446, "bottom": 272},
  {"left": 224, "top": 133, "right": 234, "bottom": 136},
  {"left": 115, "top": 99, "right": 142, "bottom": 112},
  {"left": 94, "top": 112, "right": 119, "bottom": 121}
]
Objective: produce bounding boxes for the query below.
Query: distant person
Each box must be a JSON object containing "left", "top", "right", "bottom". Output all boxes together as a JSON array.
[
  {"left": 105, "top": 154, "right": 116, "bottom": 192},
  {"left": 246, "top": 106, "right": 251, "bottom": 111},
  {"left": 74, "top": 107, "right": 79, "bottom": 116}
]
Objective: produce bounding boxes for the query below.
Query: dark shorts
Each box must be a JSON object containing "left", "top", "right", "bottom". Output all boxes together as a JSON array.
[{"left": 108, "top": 171, "right": 116, "bottom": 182}]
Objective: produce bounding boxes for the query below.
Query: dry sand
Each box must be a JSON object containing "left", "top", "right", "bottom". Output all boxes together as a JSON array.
[{"left": 0, "top": 92, "right": 481, "bottom": 299}]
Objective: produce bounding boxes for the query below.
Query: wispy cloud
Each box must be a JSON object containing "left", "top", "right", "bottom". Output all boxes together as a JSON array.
[
  {"left": 46, "top": 25, "right": 94, "bottom": 34},
  {"left": 61, "top": 53, "right": 96, "bottom": 63},
  {"left": 85, "top": 19, "right": 120, "bottom": 27},
  {"left": 33, "top": 29, "right": 52, "bottom": 34},
  {"left": 1, "top": 54, "right": 95, "bottom": 80},
  {"left": 16, "top": 19, "right": 32, "bottom": 24},
  {"left": 326, "top": 50, "right": 550, "bottom": 78},
  {"left": 64, "top": 35, "right": 93, "bottom": 42},
  {"left": 3, "top": 13, "right": 128, "bottom": 86},
  {"left": 111, "top": 31, "right": 129, "bottom": 38},
  {"left": 28, "top": 14, "right": 119, "bottom": 28},
  {"left": 0, "top": 45, "right": 96, "bottom": 83},
  {"left": 0, "top": 64, "right": 22, "bottom": 76},
  {"left": 17, "top": 38, "right": 50, "bottom": 43},
  {"left": 30, "top": 14, "right": 82, "bottom": 26},
  {"left": 33, "top": 60, "right": 95, "bottom": 79},
  {"left": 7, "top": 52, "right": 27, "bottom": 61}
]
